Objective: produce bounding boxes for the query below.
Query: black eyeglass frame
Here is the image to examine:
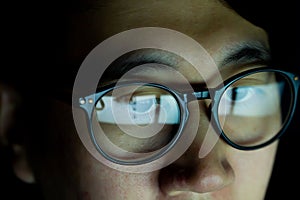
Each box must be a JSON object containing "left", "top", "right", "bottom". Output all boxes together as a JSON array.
[{"left": 78, "top": 67, "right": 300, "bottom": 165}]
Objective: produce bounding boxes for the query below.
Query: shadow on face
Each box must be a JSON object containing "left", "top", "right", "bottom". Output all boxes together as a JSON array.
[{"left": 1, "top": 0, "right": 289, "bottom": 200}]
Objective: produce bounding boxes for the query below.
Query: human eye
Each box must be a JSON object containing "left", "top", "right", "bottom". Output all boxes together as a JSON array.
[
  {"left": 116, "top": 87, "right": 163, "bottom": 115},
  {"left": 216, "top": 70, "right": 293, "bottom": 147},
  {"left": 112, "top": 88, "right": 164, "bottom": 124},
  {"left": 96, "top": 85, "right": 180, "bottom": 125},
  {"left": 224, "top": 86, "right": 262, "bottom": 103},
  {"left": 93, "top": 84, "right": 181, "bottom": 153},
  {"left": 219, "top": 76, "right": 283, "bottom": 117}
]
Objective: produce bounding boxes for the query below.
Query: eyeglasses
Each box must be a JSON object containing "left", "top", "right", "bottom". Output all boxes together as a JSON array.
[{"left": 78, "top": 67, "right": 299, "bottom": 166}]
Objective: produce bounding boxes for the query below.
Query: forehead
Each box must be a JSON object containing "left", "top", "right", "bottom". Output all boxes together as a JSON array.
[
  {"left": 66, "top": 0, "right": 267, "bottom": 62},
  {"left": 69, "top": 0, "right": 242, "bottom": 40}
]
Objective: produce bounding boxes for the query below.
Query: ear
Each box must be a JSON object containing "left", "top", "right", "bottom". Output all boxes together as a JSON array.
[{"left": 0, "top": 85, "right": 35, "bottom": 183}]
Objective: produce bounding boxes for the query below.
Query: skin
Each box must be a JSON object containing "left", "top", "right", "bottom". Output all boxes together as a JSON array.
[{"left": 3, "top": 0, "right": 279, "bottom": 199}]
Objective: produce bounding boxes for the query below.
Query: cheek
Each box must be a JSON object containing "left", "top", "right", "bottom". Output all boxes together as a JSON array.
[
  {"left": 76, "top": 149, "right": 161, "bottom": 200},
  {"left": 228, "top": 141, "right": 278, "bottom": 197},
  {"left": 42, "top": 101, "right": 162, "bottom": 200}
]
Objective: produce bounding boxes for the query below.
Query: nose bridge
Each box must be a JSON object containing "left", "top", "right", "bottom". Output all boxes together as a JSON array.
[
  {"left": 188, "top": 87, "right": 224, "bottom": 155},
  {"left": 183, "top": 104, "right": 234, "bottom": 191},
  {"left": 192, "top": 99, "right": 222, "bottom": 157},
  {"left": 180, "top": 94, "right": 222, "bottom": 160},
  {"left": 185, "top": 89, "right": 212, "bottom": 104},
  {"left": 159, "top": 109, "right": 234, "bottom": 194}
]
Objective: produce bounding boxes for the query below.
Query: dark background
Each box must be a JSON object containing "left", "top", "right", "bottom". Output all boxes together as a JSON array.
[
  {"left": 1, "top": 0, "right": 299, "bottom": 199},
  {"left": 229, "top": 1, "right": 300, "bottom": 199}
]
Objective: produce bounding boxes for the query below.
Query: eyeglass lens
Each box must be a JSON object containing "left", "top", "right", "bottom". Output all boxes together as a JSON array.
[
  {"left": 92, "top": 85, "right": 181, "bottom": 162},
  {"left": 218, "top": 71, "right": 292, "bottom": 147}
]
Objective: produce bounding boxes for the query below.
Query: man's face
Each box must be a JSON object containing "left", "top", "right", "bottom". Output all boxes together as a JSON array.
[{"left": 29, "top": 0, "right": 277, "bottom": 199}]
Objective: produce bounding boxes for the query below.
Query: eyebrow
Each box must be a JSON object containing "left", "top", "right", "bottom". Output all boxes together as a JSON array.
[
  {"left": 219, "top": 41, "right": 271, "bottom": 67},
  {"left": 115, "top": 49, "right": 180, "bottom": 70},
  {"left": 102, "top": 41, "right": 271, "bottom": 82},
  {"left": 101, "top": 49, "right": 181, "bottom": 82}
]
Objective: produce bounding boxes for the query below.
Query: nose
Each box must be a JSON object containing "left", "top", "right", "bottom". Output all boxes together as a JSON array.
[
  {"left": 159, "top": 147, "right": 234, "bottom": 195},
  {"left": 159, "top": 102, "right": 235, "bottom": 196}
]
